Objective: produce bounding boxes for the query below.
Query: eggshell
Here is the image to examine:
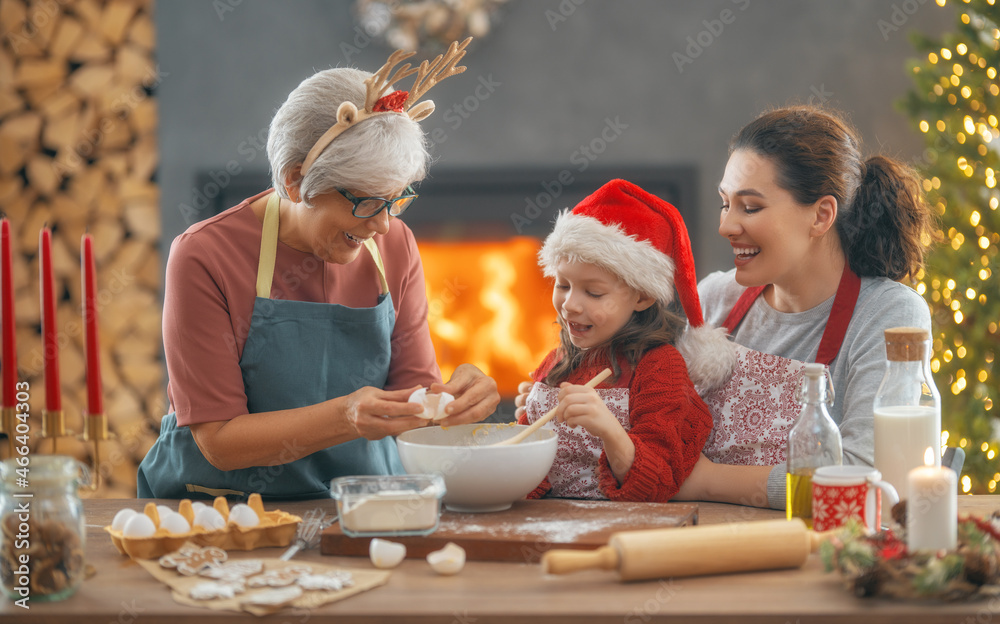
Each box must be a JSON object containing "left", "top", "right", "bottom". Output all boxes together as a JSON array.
[
  {"left": 111, "top": 508, "right": 138, "bottom": 531},
  {"left": 193, "top": 507, "right": 227, "bottom": 531},
  {"left": 158, "top": 512, "right": 192, "bottom": 535},
  {"left": 408, "top": 388, "right": 455, "bottom": 421},
  {"left": 426, "top": 542, "right": 466, "bottom": 576},
  {"left": 369, "top": 538, "right": 406, "bottom": 569},
  {"left": 191, "top": 501, "right": 208, "bottom": 514},
  {"left": 122, "top": 513, "right": 157, "bottom": 538},
  {"left": 228, "top": 503, "right": 260, "bottom": 528},
  {"left": 156, "top": 504, "right": 174, "bottom": 519}
]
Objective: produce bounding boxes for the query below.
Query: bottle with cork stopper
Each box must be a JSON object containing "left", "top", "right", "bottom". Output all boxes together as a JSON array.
[
  {"left": 873, "top": 326, "right": 942, "bottom": 498},
  {"left": 786, "top": 363, "right": 842, "bottom": 528}
]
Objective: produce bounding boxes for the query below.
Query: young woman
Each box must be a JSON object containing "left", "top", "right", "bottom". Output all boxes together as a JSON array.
[{"left": 674, "top": 105, "right": 935, "bottom": 509}]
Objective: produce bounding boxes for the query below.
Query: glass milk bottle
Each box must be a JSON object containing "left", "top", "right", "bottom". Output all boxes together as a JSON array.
[
  {"left": 873, "top": 327, "right": 942, "bottom": 496},
  {"left": 786, "top": 363, "right": 843, "bottom": 527}
]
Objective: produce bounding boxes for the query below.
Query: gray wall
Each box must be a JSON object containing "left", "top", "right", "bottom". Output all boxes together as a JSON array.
[{"left": 156, "top": 0, "right": 952, "bottom": 275}]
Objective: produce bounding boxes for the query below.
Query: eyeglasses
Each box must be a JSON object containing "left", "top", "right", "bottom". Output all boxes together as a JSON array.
[{"left": 336, "top": 186, "right": 418, "bottom": 218}]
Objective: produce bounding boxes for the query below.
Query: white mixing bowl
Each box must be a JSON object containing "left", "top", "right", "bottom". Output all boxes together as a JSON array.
[{"left": 396, "top": 423, "right": 557, "bottom": 513}]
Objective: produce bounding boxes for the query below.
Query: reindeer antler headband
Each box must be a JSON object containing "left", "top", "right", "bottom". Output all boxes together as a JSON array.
[{"left": 300, "top": 36, "right": 472, "bottom": 176}]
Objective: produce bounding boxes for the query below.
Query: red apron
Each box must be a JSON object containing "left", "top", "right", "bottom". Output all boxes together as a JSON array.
[{"left": 701, "top": 268, "right": 860, "bottom": 466}]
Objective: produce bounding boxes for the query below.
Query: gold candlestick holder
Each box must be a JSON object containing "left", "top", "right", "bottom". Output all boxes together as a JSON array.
[
  {"left": 0, "top": 406, "right": 15, "bottom": 457},
  {"left": 80, "top": 412, "right": 111, "bottom": 491},
  {"left": 39, "top": 409, "right": 72, "bottom": 454}
]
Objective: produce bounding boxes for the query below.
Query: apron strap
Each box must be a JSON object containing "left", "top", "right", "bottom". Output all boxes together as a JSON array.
[
  {"left": 814, "top": 267, "right": 861, "bottom": 365},
  {"left": 185, "top": 483, "right": 246, "bottom": 498},
  {"left": 255, "top": 191, "right": 390, "bottom": 298},
  {"left": 722, "top": 267, "right": 861, "bottom": 366},
  {"left": 256, "top": 192, "right": 281, "bottom": 298},
  {"left": 722, "top": 285, "right": 767, "bottom": 334}
]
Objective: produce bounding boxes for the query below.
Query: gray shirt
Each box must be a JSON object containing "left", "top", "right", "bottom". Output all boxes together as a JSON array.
[{"left": 698, "top": 269, "right": 932, "bottom": 509}]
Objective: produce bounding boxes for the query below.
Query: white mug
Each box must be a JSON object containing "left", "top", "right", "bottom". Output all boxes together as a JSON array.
[{"left": 812, "top": 465, "right": 899, "bottom": 531}]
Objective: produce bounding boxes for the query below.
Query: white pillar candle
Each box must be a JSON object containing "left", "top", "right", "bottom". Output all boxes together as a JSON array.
[{"left": 906, "top": 447, "right": 957, "bottom": 552}]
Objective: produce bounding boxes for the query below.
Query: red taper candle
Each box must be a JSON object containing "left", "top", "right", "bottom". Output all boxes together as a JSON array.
[
  {"left": 40, "top": 228, "right": 61, "bottom": 412},
  {"left": 82, "top": 234, "right": 102, "bottom": 415},
  {"left": 1, "top": 219, "right": 16, "bottom": 409}
]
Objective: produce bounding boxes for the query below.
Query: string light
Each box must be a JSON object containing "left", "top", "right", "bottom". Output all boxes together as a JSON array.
[{"left": 906, "top": 0, "right": 999, "bottom": 494}]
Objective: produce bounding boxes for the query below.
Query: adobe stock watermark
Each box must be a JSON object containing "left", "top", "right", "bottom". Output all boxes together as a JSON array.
[
  {"left": 340, "top": 0, "right": 402, "bottom": 63},
  {"left": 623, "top": 579, "right": 681, "bottom": 623},
  {"left": 1, "top": 0, "right": 73, "bottom": 53},
  {"left": 510, "top": 116, "right": 629, "bottom": 234},
  {"left": 673, "top": 0, "right": 751, "bottom": 74},
  {"left": 545, "top": 0, "right": 586, "bottom": 31},
  {"left": 877, "top": 0, "right": 932, "bottom": 41},
  {"left": 426, "top": 74, "right": 502, "bottom": 151}
]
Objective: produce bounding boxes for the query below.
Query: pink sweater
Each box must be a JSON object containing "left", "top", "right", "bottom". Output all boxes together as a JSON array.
[{"left": 163, "top": 190, "right": 441, "bottom": 426}]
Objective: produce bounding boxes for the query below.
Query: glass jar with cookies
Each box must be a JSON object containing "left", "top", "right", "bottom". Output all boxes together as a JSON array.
[{"left": 1, "top": 455, "right": 90, "bottom": 603}]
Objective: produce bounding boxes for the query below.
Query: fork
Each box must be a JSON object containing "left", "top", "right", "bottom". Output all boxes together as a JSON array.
[{"left": 280, "top": 508, "right": 333, "bottom": 560}]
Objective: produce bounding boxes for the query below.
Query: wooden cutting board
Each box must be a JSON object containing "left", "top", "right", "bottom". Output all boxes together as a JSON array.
[{"left": 320, "top": 499, "right": 698, "bottom": 563}]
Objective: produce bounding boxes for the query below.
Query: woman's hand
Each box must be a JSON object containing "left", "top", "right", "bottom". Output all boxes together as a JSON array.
[
  {"left": 431, "top": 363, "right": 500, "bottom": 426},
  {"left": 514, "top": 380, "right": 533, "bottom": 422},
  {"left": 342, "top": 385, "right": 427, "bottom": 440}
]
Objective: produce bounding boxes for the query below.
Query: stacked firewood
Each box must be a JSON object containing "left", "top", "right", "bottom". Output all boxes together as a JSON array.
[{"left": 0, "top": 0, "right": 161, "bottom": 498}]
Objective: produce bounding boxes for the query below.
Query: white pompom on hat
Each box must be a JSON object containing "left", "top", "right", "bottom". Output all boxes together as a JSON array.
[{"left": 538, "top": 179, "right": 735, "bottom": 391}]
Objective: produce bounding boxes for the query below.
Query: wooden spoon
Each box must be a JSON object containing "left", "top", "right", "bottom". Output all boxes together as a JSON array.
[{"left": 492, "top": 368, "right": 612, "bottom": 446}]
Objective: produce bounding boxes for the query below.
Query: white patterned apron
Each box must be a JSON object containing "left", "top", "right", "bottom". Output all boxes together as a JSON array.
[
  {"left": 701, "top": 268, "right": 860, "bottom": 466},
  {"left": 524, "top": 382, "right": 630, "bottom": 499}
]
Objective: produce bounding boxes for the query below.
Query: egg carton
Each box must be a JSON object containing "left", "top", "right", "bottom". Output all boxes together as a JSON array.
[{"left": 105, "top": 494, "right": 301, "bottom": 559}]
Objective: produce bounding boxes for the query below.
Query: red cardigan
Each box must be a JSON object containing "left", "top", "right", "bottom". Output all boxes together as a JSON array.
[{"left": 518, "top": 344, "right": 712, "bottom": 502}]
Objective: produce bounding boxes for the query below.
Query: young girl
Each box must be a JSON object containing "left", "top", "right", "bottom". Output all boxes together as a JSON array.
[{"left": 515, "top": 179, "right": 728, "bottom": 502}]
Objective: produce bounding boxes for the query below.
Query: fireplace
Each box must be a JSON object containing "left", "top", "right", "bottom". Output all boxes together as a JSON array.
[{"left": 194, "top": 167, "right": 698, "bottom": 400}]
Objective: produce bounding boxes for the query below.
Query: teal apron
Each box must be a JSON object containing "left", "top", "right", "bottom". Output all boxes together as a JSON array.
[{"left": 137, "top": 192, "right": 404, "bottom": 500}]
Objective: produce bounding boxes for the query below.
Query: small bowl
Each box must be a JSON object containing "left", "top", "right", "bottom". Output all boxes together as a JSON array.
[
  {"left": 330, "top": 474, "right": 445, "bottom": 537},
  {"left": 396, "top": 423, "right": 557, "bottom": 513}
]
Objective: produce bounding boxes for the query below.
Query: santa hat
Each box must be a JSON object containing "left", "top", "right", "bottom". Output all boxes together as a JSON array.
[{"left": 538, "top": 179, "right": 735, "bottom": 392}]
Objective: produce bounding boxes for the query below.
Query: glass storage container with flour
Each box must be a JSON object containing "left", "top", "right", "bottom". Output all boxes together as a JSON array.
[
  {"left": 0, "top": 455, "right": 90, "bottom": 603},
  {"left": 873, "top": 327, "right": 942, "bottom": 497}
]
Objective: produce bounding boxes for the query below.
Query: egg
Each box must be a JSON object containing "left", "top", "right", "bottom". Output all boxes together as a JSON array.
[
  {"left": 122, "top": 513, "right": 156, "bottom": 538},
  {"left": 111, "top": 508, "right": 137, "bottom": 531},
  {"left": 408, "top": 387, "right": 455, "bottom": 421},
  {"left": 369, "top": 538, "right": 406, "bottom": 569},
  {"left": 191, "top": 501, "right": 208, "bottom": 514},
  {"left": 193, "top": 507, "right": 227, "bottom": 531},
  {"left": 158, "top": 511, "right": 192, "bottom": 535},
  {"left": 156, "top": 504, "right": 174, "bottom": 519},
  {"left": 426, "top": 542, "right": 466, "bottom": 576},
  {"left": 227, "top": 503, "right": 260, "bottom": 528}
]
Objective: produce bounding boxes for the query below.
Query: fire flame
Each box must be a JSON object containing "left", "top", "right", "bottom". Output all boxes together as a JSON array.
[{"left": 417, "top": 237, "right": 559, "bottom": 396}]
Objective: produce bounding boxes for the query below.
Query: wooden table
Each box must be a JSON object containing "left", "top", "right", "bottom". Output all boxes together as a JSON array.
[{"left": 3, "top": 496, "right": 997, "bottom": 623}]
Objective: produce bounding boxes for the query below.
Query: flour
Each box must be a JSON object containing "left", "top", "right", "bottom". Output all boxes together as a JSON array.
[{"left": 340, "top": 490, "right": 440, "bottom": 533}]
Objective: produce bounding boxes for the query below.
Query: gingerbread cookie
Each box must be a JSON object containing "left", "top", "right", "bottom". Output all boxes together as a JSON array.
[
  {"left": 199, "top": 559, "right": 264, "bottom": 582},
  {"left": 159, "top": 544, "right": 228, "bottom": 576},
  {"left": 246, "top": 564, "right": 312, "bottom": 588},
  {"left": 188, "top": 579, "right": 246, "bottom": 601},
  {"left": 297, "top": 571, "right": 355, "bottom": 591}
]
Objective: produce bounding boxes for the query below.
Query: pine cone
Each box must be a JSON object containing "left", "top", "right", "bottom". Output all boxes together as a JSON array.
[
  {"left": 891, "top": 499, "right": 907, "bottom": 527},
  {"left": 853, "top": 567, "right": 884, "bottom": 597},
  {"left": 962, "top": 551, "right": 997, "bottom": 586}
]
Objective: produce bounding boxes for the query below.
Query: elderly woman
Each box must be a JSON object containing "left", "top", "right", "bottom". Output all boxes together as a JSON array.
[
  {"left": 138, "top": 39, "right": 500, "bottom": 499},
  {"left": 675, "top": 105, "right": 934, "bottom": 510}
]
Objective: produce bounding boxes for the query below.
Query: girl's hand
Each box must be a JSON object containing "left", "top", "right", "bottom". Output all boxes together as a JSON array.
[
  {"left": 555, "top": 382, "right": 623, "bottom": 440},
  {"left": 513, "top": 380, "right": 533, "bottom": 422},
  {"left": 343, "top": 385, "right": 426, "bottom": 440},
  {"left": 430, "top": 363, "right": 501, "bottom": 426}
]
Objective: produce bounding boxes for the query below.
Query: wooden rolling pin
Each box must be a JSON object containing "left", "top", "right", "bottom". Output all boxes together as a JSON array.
[{"left": 542, "top": 519, "right": 826, "bottom": 581}]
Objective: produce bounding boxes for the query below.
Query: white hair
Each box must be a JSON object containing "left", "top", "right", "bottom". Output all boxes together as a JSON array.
[{"left": 267, "top": 67, "right": 430, "bottom": 203}]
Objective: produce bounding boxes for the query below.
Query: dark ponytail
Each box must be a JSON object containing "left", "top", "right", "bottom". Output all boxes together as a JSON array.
[
  {"left": 841, "top": 155, "right": 934, "bottom": 281},
  {"left": 730, "top": 105, "right": 936, "bottom": 281}
]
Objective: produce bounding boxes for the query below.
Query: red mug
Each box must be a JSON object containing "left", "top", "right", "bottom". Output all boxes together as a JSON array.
[{"left": 811, "top": 466, "right": 899, "bottom": 531}]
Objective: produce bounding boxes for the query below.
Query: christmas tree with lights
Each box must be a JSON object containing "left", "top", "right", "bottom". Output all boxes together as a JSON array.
[{"left": 899, "top": 0, "right": 999, "bottom": 494}]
